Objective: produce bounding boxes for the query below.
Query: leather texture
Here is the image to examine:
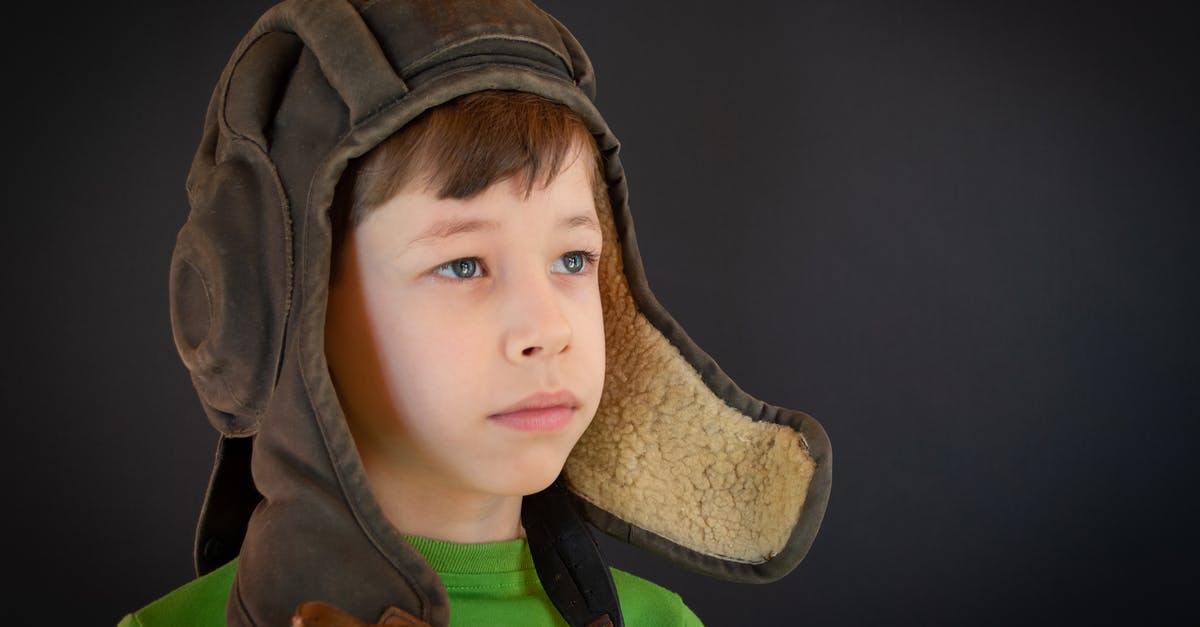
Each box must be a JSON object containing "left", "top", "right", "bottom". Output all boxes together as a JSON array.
[{"left": 292, "top": 601, "right": 432, "bottom": 627}]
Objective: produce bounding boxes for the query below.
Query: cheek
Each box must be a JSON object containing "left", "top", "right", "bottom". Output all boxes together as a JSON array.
[{"left": 370, "top": 292, "right": 490, "bottom": 413}]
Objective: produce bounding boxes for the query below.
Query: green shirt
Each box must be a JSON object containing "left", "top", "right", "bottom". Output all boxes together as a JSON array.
[{"left": 118, "top": 537, "right": 703, "bottom": 626}]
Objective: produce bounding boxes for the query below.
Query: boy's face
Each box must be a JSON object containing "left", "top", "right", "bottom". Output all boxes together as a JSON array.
[{"left": 325, "top": 149, "right": 606, "bottom": 502}]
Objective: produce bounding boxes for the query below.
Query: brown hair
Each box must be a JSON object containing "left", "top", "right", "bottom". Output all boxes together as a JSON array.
[{"left": 331, "top": 90, "right": 609, "bottom": 274}]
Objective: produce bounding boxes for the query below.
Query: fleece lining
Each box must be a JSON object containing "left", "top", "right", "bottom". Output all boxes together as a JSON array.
[{"left": 564, "top": 194, "right": 817, "bottom": 563}]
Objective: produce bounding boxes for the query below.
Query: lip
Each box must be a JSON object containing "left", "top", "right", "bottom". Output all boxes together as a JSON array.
[{"left": 488, "top": 390, "right": 578, "bottom": 432}]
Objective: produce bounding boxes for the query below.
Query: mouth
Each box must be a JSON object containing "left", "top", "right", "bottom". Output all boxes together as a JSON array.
[{"left": 488, "top": 390, "right": 578, "bottom": 432}]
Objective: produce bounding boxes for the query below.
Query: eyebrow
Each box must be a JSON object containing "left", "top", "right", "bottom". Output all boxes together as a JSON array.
[
  {"left": 407, "top": 213, "right": 601, "bottom": 248},
  {"left": 407, "top": 218, "right": 499, "bottom": 247},
  {"left": 561, "top": 213, "right": 602, "bottom": 234}
]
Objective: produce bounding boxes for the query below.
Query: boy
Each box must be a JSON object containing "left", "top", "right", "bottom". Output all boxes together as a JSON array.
[{"left": 122, "top": 1, "right": 831, "bottom": 625}]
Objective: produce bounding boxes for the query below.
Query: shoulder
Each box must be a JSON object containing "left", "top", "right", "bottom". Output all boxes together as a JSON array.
[
  {"left": 117, "top": 559, "right": 237, "bottom": 627},
  {"left": 610, "top": 567, "right": 704, "bottom": 627}
]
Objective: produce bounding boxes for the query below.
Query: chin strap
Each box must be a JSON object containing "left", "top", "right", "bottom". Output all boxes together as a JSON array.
[
  {"left": 195, "top": 435, "right": 261, "bottom": 576},
  {"left": 523, "top": 478, "right": 623, "bottom": 627}
]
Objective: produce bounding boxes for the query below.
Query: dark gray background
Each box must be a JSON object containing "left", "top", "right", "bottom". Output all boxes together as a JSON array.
[{"left": 5, "top": 1, "right": 1197, "bottom": 625}]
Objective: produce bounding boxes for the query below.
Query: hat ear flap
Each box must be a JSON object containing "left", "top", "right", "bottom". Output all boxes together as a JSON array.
[
  {"left": 565, "top": 149, "right": 829, "bottom": 582},
  {"left": 168, "top": 34, "right": 299, "bottom": 436}
]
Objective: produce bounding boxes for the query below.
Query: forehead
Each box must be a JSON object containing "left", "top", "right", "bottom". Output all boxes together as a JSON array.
[{"left": 357, "top": 153, "right": 601, "bottom": 244}]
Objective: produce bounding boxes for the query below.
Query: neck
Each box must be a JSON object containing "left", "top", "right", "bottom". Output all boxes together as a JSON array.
[{"left": 360, "top": 454, "right": 525, "bottom": 544}]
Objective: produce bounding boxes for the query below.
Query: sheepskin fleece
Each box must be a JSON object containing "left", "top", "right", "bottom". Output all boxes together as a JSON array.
[{"left": 565, "top": 197, "right": 817, "bottom": 563}]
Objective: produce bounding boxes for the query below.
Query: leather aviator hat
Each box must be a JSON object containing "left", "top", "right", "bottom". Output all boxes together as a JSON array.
[{"left": 168, "top": 0, "right": 832, "bottom": 624}]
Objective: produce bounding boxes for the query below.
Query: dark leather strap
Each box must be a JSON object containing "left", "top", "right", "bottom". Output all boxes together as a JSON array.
[
  {"left": 195, "top": 435, "right": 262, "bottom": 576},
  {"left": 523, "top": 478, "right": 623, "bottom": 627}
]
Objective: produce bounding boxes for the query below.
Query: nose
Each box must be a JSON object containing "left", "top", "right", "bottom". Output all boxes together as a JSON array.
[{"left": 502, "top": 272, "right": 573, "bottom": 362}]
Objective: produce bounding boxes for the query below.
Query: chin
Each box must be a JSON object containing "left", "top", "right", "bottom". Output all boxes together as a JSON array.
[{"left": 490, "top": 454, "right": 569, "bottom": 497}]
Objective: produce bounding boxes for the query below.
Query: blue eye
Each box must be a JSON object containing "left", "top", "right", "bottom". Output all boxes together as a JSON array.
[
  {"left": 551, "top": 251, "right": 596, "bottom": 274},
  {"left": 435, "top": 257, "right": 483, "bottom": 279}
]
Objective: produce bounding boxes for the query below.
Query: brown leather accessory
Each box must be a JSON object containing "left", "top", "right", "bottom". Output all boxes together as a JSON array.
[{"left": 292, "top": 601, "right": 432, "bottom": 627}]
